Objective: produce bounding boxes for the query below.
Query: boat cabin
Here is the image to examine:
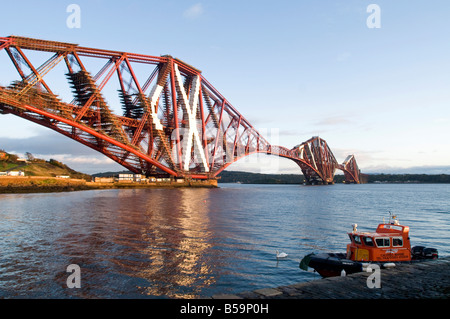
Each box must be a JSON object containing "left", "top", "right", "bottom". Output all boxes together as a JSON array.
[{"left": 346, "top": 220, "right": 412, "bottom": 262}]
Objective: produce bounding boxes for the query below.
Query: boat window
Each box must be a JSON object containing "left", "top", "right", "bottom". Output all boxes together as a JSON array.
[
  {"left": 380, "top": 224, "right": 403, "bottom": 232},
  {"left": 348, "top": 234, "right": 354, "bottom": 242},
  {"left": 375, "top": 237, "right": 390, "bottom": 247},
  {"left": 353, "top": 235, "right": 361, "bottom": 244},
  {"left": 392, "top": 237, "right": 403, "bottom": 247},
  {"left": 362, "top": 236, "right": 374, "bottom": 246}
]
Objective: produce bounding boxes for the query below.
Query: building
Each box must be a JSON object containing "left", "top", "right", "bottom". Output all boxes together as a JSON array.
[
  {"left": 118, "top": 174, "right": 134, "bottom": 182},
  {"left": 94, "top": 177, "right": 114, "bottom": 183},
  {"left": 7, "top": 171, "right": 25, "bottom": 176}
]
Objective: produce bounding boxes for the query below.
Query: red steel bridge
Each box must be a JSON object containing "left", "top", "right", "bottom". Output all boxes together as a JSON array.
[{"left": 0, "top": 36, "right": 361, "bottom": 185}]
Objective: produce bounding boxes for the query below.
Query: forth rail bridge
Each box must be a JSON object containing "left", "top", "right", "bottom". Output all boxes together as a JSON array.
[{"left": 0, "top": 36, "right": 362, "bottom": 185}]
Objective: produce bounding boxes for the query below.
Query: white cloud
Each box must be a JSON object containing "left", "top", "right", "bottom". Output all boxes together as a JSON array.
[
  {"left": 315, "top": 116, "right": 352, "bottom": 126},
  {"left": 0, "top": 132, "right": 126, "bottom": 174},
  {"left": 46, "top": 154, "right": 114, "bottom": 165},
  {"left": 183, "top": 3, "right": 204, "bottom": 19},
  {"left": 433, "top": 118, "right": 449, "bottom": 124},
  {"left": 52, "top": 155, "right": 123, "bottom": 174}
]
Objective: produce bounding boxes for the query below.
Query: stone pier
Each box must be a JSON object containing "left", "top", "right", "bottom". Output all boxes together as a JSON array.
[{"left": 212, "top": 256, "right": 450, "bottom": 299}]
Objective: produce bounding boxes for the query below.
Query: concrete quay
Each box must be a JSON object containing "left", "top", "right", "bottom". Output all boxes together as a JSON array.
[{"left": 212, "top": 256, "right": 450, "bottom": 299}]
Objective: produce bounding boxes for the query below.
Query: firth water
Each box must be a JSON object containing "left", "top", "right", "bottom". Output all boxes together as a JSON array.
[{"left": 1, "top": 183, "right": 449, "bottom": 298}]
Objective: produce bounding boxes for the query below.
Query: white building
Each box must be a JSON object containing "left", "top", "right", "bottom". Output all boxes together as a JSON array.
[
  {"left": 118, "top": 174, "right": 134, "bottom": 181},
  {"left": 7, "top": 171, "right": 25, "bottom": 176}
]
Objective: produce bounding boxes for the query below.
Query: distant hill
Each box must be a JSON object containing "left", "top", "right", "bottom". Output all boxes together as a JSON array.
[
  {"left": 90, "top": 168, "right": 450, "bottom": 185},
  {"left": 217, "top": 171, "right": 348, "bottom": 184},
  {"left": 217, "top": 171, "right": 450, "bottom": 184},
  {"left": 217, "top": 170, "right": 305, "bottom": 184},
  {"left": 365, "top": 173, "right": 450, "bottom": 184},
  {"left": 92, "top": 170, "right": 133, "bottom": 178},
  {"left": 0, "top": 150, "right": 91, "bottom": 181}
]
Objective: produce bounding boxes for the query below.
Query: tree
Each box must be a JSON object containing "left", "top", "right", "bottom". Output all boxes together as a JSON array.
[{"left": 25, "top": 152, "right": 35, "bottom": 161}]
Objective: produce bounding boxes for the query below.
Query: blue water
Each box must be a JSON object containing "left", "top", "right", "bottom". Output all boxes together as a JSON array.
[{"left": 0, "top": 183, "right": 449, "bottom": 298}]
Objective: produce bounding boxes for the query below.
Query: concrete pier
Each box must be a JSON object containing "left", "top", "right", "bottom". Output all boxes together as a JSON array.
[{"left": 212, "top": 256, "right": 450, "bottom": 299}]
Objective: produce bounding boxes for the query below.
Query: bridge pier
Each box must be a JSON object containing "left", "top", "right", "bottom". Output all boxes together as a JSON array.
[{"left": 303, "top": 179, "right": 335, "bottom": 186}]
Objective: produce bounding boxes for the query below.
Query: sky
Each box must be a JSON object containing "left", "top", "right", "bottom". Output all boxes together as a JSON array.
[{"left": 0, "top": 0, "right": 449, "bottom": 175}]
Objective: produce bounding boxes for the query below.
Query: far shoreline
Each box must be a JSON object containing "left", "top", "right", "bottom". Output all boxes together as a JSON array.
[{"left": 0, "top": 176, "right": 218, "bottom": 194}]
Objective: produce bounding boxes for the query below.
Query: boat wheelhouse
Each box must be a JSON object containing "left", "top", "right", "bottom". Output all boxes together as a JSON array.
[{"left": 347, "top": 220, "right": 411, "bottom": 262}]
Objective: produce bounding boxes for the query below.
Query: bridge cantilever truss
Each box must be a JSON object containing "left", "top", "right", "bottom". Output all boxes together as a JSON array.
[
  {"left": 0, "top": 36, "right": 362, "bottom": 184},
  {"left": 268, "top": 137, "right": 361, "bottom": 185}
]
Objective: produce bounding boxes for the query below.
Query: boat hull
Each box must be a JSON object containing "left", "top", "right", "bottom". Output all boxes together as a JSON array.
[
  {"left": 300, "top": 253, "right": 363, "bottom": 277},
  {"left": 300, "top": 248, "right": 439, "bottom": 278}
]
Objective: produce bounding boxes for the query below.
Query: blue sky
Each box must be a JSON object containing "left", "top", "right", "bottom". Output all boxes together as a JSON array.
[{"left": 0, "top": 1, "right": 449, "bottom": 174}]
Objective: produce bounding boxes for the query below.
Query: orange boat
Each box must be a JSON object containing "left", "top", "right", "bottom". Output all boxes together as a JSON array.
[{"left": 300, "top": 214, "right": 438, "bottom": 277}]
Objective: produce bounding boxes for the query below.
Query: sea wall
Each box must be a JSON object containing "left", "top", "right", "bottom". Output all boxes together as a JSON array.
[
  {"left": 0, "top": 176, "right": 218, "bottom": 193},
  {"left": 87, "top": 178, "right": 218, "bottom": 189},
  {"left": 0, "top": 176, "right": 90, "bottom": 193}
]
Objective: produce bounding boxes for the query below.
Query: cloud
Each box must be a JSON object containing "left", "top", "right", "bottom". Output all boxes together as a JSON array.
[
  {"left": 0, "top": 132, "right": 124, "bottom": 174},
  {"left": 315, "top": 116, "right": 352, "bottom": 126},
  {"left": 433, "top": 118, "right": 449, "bottom": 124},
  {"left": 279, "top": 129, "right": 301, "bottom": 136},
  {"left": 362, "top": 165, "right": 450, "bottom": 175},
  {"left": 227, "top": 153, "right": 300, "bottom": 174},
  {"left": 44, "top": 154, "right": 123, "bottom": 174},
  {"left": 0, "top": 133, "right": 97, "bottom": 156},
  {"left": 183, "top": 3, "right": 204, "bottom": 19}
]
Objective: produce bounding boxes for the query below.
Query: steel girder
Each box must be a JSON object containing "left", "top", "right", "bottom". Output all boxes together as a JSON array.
[
  {"left": 0, "top": 36, "right": 361, "bottom": 183},
  {"left": 289, "top": 137, "right": 338, "bottom": 185},
  {"left": 0, "top": 36, "right": 271, "bottom": 179},
  {"left": 339, "top": 155, "right": 361, "bottom": 184},
  {"left": 268, "top": 139, "right": 361, "bottom": 185}
]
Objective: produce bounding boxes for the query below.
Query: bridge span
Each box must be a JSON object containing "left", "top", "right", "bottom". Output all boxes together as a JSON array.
[{"left": 0, "top": 36, "right": 361, "bottom": 185}]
